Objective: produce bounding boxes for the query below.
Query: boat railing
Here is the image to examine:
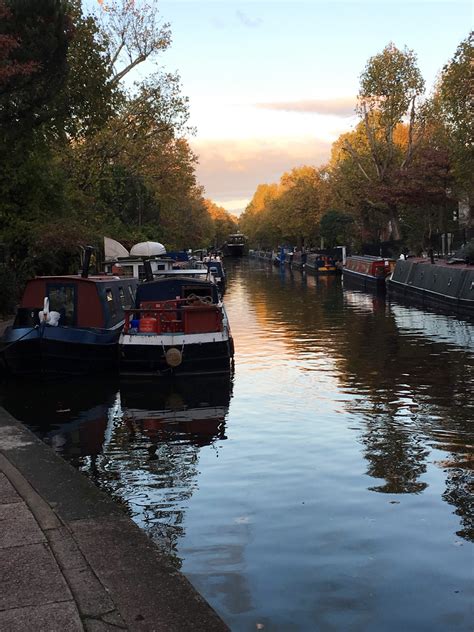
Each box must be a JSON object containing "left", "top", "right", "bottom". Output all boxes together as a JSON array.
[{"left": 123, "top": 298, "right": 223, "bottom": 335}]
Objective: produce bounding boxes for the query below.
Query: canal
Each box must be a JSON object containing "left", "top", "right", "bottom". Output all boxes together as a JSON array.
[{"left": 1, "top": 258, "right": 473, "bottom": 631}]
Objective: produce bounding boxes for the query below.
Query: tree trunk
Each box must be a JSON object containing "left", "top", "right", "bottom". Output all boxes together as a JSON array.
[{"left": 389, "top": 204, "right": 401, "bottom": 241}]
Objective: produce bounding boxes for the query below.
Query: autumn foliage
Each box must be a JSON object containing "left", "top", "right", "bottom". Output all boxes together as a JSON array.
[{"left": 241, "top": 36, "right": 472, "bottom": 253}]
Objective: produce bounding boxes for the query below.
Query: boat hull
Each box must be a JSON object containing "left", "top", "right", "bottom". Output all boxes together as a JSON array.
[
  {"left": 305, "top": 264, "right": 339, "bottom": 275},
  {"left": 119, "top": 334, "right": 233, "bottom": 376},
  {"left": 225, "top": 244, "right": 245, "bottom": 257},
  {"left": 388, "top": 259, "right": 474, "bottom": 317},
  {"left": 343, "top": 269, "right": 387, "bottom": 292},
  {"left": 1, "top": 325, "right": 121, "bottom": 376}
]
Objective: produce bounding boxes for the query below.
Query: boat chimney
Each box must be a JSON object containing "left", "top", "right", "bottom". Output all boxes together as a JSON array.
[
  {"left": 143, "top": 259, "right": 154, "bottom": 282},
  {"left": 81, "top": 246, "right": 94, "bottom": 278}
]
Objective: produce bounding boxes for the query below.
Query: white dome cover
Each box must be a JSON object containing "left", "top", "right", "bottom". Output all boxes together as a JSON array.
[
  {"left": 104, "top": 237, "right": 129, "bottom": 261},
  {"left": 130, "top": 241, "right": 166, "bottom": 257}
]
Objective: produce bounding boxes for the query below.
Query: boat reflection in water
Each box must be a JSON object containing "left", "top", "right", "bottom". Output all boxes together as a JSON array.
[
  {"left": 0, "top": 377, "right": 119, "bottom": 461},
  {"left": 115, "top": 374, "right": 233, "bottom": 564},
  {"left": 1, "top": 373, "right": 233, "bottom": 565},
  {"left": 120, "top": 374, "right": 232, "bottom": 448}
]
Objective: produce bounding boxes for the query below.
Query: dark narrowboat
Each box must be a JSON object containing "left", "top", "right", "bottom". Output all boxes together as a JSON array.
[
  {"left": 388, "top": 258, "right": 474, "bottom": 316},
  {"left": 203, "top": 258, "right": 226, "bottom": 294},
  {"left": 119, "top": 274, "right": 234, "bottom": 377},
  {"left": 1, "top": 264, "right": 137, "bottom": 376},
  {"left": 224, "top": 233, "right": 247, "bottom": 257},
  {"left": 343, "top": 255, "right": 395, "bottom": 291}
]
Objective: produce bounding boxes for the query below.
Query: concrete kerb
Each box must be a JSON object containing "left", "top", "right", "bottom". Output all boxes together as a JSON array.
[{"left": 0, "top": 405, "right": 229, "bottom": 631}]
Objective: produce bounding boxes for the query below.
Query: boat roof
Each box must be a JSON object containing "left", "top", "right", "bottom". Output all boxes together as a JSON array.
[
  {"left": 154, "top": 269, "right": 210, "bottom": 275},
  {"left": 28, "top": 275, "right": 132, "bottom": 285},
  {"left": 346, "top": 255, "right": 393, "bottom": 262},
  {"left": 136, "top": 275, "right": 219, "bottom": 304}
]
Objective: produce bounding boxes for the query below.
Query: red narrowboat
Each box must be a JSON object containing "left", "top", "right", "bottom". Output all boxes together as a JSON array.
[
  {"left": 343, "top": 255, "right": 395, "bottom": 291},
  {"left": 1, "top": 273, "right": 137, "bottom": 376}
]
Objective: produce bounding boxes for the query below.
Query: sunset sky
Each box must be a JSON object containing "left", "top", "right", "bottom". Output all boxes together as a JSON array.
[{"left": 103, "top": 1, "right": 472, "bottom": 215}]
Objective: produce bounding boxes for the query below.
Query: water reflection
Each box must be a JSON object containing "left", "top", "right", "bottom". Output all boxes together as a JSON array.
[
  {"left": 1, "top": 260, "right": 473, "bottom": 630},
  {"left": 120, "top": 376, "right": 230, "bottom": 448},
  {"left": 0, "top": 377, "right": 118, "bottom": 459},
  {"left": 0, "top": 374, "right": 233, "bottom": 567}
]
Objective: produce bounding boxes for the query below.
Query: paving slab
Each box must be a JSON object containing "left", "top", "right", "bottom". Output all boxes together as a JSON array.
[
  {"left": 0, "top": 543, "right": 72, "bottom": 611},
  {"left": 0, "top": 501, "right": 45, "bottom": 549},
  {"left": 84, "top": 617, "right": 126, "bottom": 632},
  {"left": 0, "top": 601, "right": 83, "bottom": 632},
  {"left": 64, "top": 565, "right": 116, "bottom": 618},
  {"left": 0, "top": 472, "right": 22, "bottom": 504},
  {"left": 46, "top": 526, "right": 88, "bottom": 571}
]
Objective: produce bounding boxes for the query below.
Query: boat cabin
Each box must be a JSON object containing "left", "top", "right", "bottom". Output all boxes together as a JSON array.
[
  {"left": 344, "top": 256, "right": 395, "bottom": 278},
  {"left": 104, "top": 257, "right": 175, "bottom": 280},
  {"left": 14, "top": 276, "right": 138, "bottom": 330}
]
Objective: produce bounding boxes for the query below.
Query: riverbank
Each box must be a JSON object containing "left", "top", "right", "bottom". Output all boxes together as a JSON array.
[{"left": 0, "top": 405, "right": 228, "bottom": 631}]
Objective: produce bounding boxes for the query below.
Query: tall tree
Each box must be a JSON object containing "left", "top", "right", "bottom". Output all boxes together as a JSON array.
[
  {"left": 96, "top": 0, "right": 171, "bottom": 85},
  {"left": 0, "top": 0, "right": 71, "bottom": 136},
  {"left": 345, "top": 43, "right": 426, "bottom": 239},
  {"left": 434, "top": 32, "right": 473, "bottom": 223}
]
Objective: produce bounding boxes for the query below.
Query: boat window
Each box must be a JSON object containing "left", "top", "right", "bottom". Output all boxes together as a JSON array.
[
  {"left": 105, "top": 288, "right": 117, "bottom": 319},
  {"left": 118, "top": 265, "right": 134, "bottom": 278},
  {"left": 47, "top": 284, "right": 76, "bottom": 326},
  {"left": 128, "top": 285, "right": 136, "bottom": 305},
  {"left": 118, "top": 286, "right": 127, "bottom": 309}
]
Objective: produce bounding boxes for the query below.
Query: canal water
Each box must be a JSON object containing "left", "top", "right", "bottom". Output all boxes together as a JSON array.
[{"left": 1, "top": 259, "right": 473, "bottom": 631}]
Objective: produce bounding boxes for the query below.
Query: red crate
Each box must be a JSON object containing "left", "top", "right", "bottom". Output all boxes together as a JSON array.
[
  {"left": 160, "top": 319, "right": 183, "bottom": 333},
  {"left": 183, "top": 305, "right": 222, "bottom": 334},
  {"left": 140, "top": 300, "right": 178, "bottom": 320}
]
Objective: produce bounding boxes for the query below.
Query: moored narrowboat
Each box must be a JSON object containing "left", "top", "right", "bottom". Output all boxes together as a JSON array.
[
  {"left": 343, "top": 255, "right": 395, "bottom": 291},
  {"left": 1, "top": 269, "right": 137, "bottom": 376},
  {"left": 305, "top": 253, "right": 339, "bottom": 275},
  {"left": 388, "top": 258, "right": 474, "bottom": 316},
  {"left": 203, "top": 258, "right": 226, "bottom": 294},
  {"left": 119, "top": 274, "right": 234, "bottom": 377}
]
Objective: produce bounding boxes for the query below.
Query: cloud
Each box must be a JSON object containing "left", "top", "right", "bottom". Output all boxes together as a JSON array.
[
  {"left": 236, "top": 10, "right": 263, "bottom": 28},
  {"left": 256, "top": 97, "right": 357, "bottom": 117},
  {"left": 191, "top": 137, "right": 332, "bottom": 214}
]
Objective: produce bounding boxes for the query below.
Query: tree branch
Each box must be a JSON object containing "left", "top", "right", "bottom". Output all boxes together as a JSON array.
[{"left": 343, "top": 139, "right": 373, "bottom": 182}]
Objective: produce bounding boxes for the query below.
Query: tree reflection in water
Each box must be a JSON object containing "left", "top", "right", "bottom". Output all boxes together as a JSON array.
[{"left": 242, "top": 267, "right": 474, "bottom": 542}]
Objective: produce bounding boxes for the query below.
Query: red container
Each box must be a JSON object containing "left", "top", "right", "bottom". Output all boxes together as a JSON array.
[
  {"left": 183, "top": 306, "right": 222, "bottom": 334},
  {"left": 139, "top": 317, "right": 158, "bottom": 333},
  {"left": 141, "top": 300, "right": 178, "bottom": 321}
]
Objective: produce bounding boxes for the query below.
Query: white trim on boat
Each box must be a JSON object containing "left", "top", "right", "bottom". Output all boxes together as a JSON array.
[{"left": 120, "top": 331, "right": 230, "bottom": 345}]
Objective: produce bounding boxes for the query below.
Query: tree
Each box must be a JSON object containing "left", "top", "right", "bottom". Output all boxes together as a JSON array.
[
  {"left": 0, "top": 0, "right": 71, "bottom": 136},
  {"left": 0, "top": 1, "right": 39, "bottom": 86},
  {"left": 239, "top": 183, "right": 281, "bottom": 247},
  {"left": 274, "top": 166, "right": 326, "bottom": 246},
  {"left": 320, "top": 210, "right": 354, "bottom": 248},
  {"left": 344, "top": 43, "right": 426, "bottom": 239},
  {"left": 204, "top": 200, "right": 238, "bottom": 248},
  {"left": 63, "top": 3, "right": 119, "bottom": 139},
  {"left": 434, "top": 32, "right": 473, "bottom": 221},
  {"left": 96, "top": 0, "right": 171, "bottom": 85}
]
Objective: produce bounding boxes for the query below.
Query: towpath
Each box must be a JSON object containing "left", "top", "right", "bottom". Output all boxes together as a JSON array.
[{"left": 0, "top": 406, "right": 228, "bottom": 631}]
